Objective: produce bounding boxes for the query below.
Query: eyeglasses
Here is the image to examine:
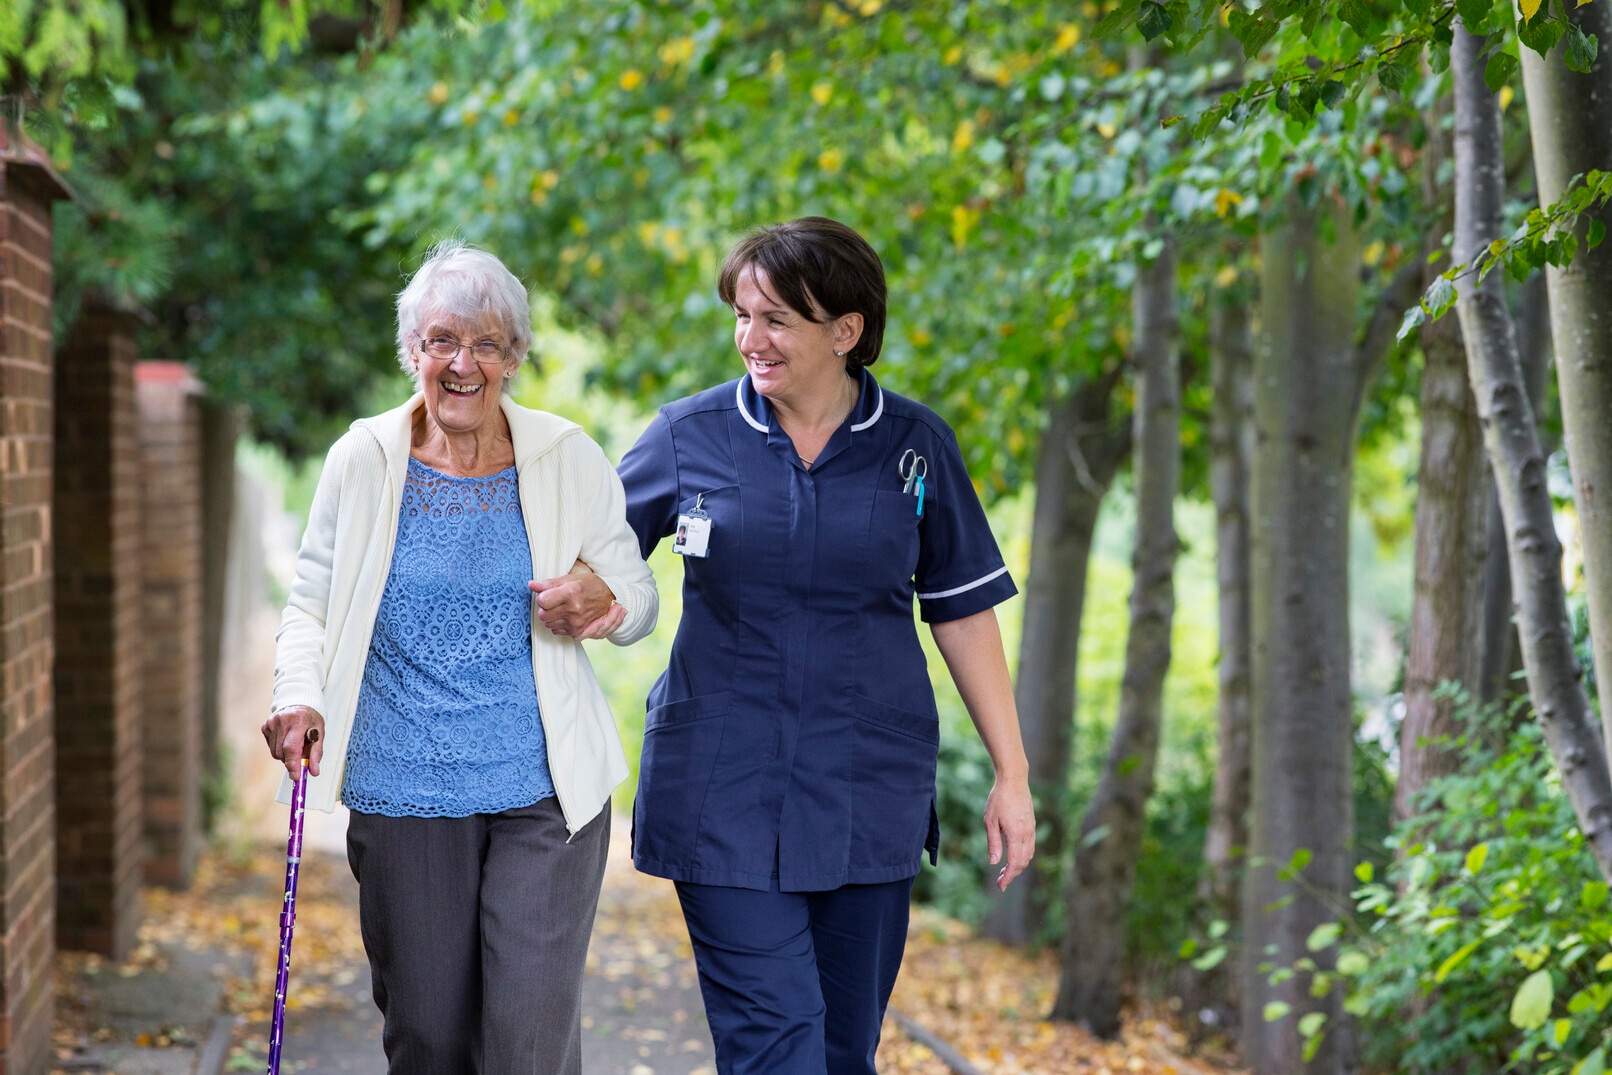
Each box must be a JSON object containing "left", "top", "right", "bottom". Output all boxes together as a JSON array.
[{"left": 413, "top": 333, "right": 509, "bottom": 364}]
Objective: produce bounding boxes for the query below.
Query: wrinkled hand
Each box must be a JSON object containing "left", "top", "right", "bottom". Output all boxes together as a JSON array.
[
  {"left": 984, "top": 773, "right": 1036, "bottom": 891},
  {"left": 530, "top": 570, "right": 622, "bottom": 639},
  {"left": 261, "top": 706, "right": 325, "bottom": 780}
]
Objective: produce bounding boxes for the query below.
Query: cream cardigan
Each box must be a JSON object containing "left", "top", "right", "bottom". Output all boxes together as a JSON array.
[{"left": 272, "top": 393, "right": 657, "bottom": 834}]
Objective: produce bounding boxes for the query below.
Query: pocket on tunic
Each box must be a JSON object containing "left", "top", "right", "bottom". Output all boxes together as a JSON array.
[
  {"left": 635, "top": 691, "right": 733, "bottom": 865},
  {"left": 848, "top": 693, "right": 939, "bottom": 870},
  {"left": 868, "top": 488, "right": 922, "bottom": 584}
]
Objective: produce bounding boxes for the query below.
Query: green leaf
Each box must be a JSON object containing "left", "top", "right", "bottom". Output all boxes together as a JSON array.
[
  {"left": 1228, "top": 10, "right": 1280, "bottom": 58},
  {"left": 1338, "top": 0, "right": 1376, "bottom": 36},
  {"left": 1456, "top": 0, "right": 1492, "bottom": 31},
  {"left": 1485, "top": 52, "right": 1520, "bottom": 93},
  {"left": 1553, "top": 1018, "right": 1574, "bottom": 1048},
  {"left": 1298, "top": 1010, "right": 1327, "bottom": 1038},
  {"left": 1192, "top": 946, "right": 1228, "bottom": 971},
  {"left": 1578, "top": 1046, "right": 1608, "bottom": 1075},
  {"left": 1319, "top": 80, "right": 1346, "bottom": 108},
  {"left": 1091, "top": 0, "right": 1142, "bottom": 40},
  {"left": 1466, "top": 842, "right": 1490, "bottom": 874},
  {"left": 1377, "top": 58, "right": 1412, "bottom": 92},
  {"left": 1589, "top": 219, "right": 1608, "bottom": 250},
  {"left": 1436, "top": 938, "right": 1485, "bottom": 983},
  {"left": 1355, "top": 861, "right": 1374, "bottom": 883},
  {"left": 1397, "top": 303, "right": 1429, "bottom": 341},
  {"left": 1520, "top": 14, "right": 1568, "bottom": 56},
  {"left": 1264, "top": 1001, "right": 1292, "bottom": 1023},
  {"left": 1568, "top": 26, "right": 1601, "bottom": 73},
  {"left": 1337, "top": 949, "right": 1370, "bottom": 976},
  {"left": 1596, "top": 951, "right": 1612, "bottom": 971},
  {"left": 1511, "top": 969, "right": 1555, "bottom": 1030},
  {"left": 1426, "top": 274, "right": 1459, "bottom": 316},
  {"left": 1584, "top": 881, "right": 1610, "bottom": 909},
  {"left": 1307, "top": 923, "right": 1342, "bottom": 952},
  {"left": 1136, "top": 0, "right": 1173, "bottom": 40}
]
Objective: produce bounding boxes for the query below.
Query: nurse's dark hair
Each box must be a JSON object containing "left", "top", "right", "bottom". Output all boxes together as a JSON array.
[{"left": 717, "top": 217, "right": 887, "bottom": 373}]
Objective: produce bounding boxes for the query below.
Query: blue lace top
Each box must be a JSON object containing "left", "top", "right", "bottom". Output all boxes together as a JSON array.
[{"left": 341, "top": 458, "right": 555, "bottom": 817}]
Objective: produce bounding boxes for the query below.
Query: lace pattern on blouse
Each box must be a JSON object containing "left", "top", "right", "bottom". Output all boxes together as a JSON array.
[{"left": 341, "top": 458, "right": 554, "bottom": 817}]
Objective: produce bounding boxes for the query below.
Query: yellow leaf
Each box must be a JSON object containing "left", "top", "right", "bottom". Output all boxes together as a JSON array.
[
  {"left": 1489, "top": 238, "right": 1508, "bottom": 256},
  {"left": 586, "top": 253, "right": 604, "bottom": 276},
  {"left": 952, "top": 120, "right": 975, "bottom": 153},
  {"left": 951, "top": 204, "right": 979, "bottom": 249},
  {"left": 811, "top": 81, "right": 833, "bottom": 106},
  {"left": 653, "top": 106, "right": 673, "bottom": 124},
  {"left": 530, "top": 188, "right": 547, "bottom": 205},
  {"left": 540, "top": 170, "right": 559, "bottom": 190},
  {"left": 858, "top": 0, "right": 883, "bottom": 14},
  {"left": 1214, "top": 188, "right": 1244, "bottom": 218},
  {"left": 619, "top": 69, "right": 644, "bottom": 91},
  {"left": 1097, "top": 121, "right": 1118, "bottom": 138},
  {"left": 818, "top": 148, "right": 844, "bottom": 172},
  {"left": 1214, "top": 265, "right": 1239, "bottom": 288},
  {"left": 502, "top": 109, "right": 520, "bottom": 127},
  {"left": 461, "top": 110, "right": 479, "bottom": 126},
  {"left": 658, "top": 37, "right": 694, "bottom": 66},
  {"left": 428, "top": 82, "right": 449, "bottom": 105},
  {"left": 1521, "top": 0, "right": 1542, "bottom": 20},
  {"left": 1054, "top": 24, "right": 1081, "bottom": 54},
  {"left": 944, "top": 45, "right": 963, "bottom": 65},
  {"left": 907, "top": 328, "right": 932, "bottom": 347},
  {"left": 1499, "top": 85, "right": 1515, "bottom": 111},
  {"left": 1580, "top": 0, "right": 1595, "bottom": 6},
  {"left": 1363, "top": 239, "right": 1385, "bottom": 266}
]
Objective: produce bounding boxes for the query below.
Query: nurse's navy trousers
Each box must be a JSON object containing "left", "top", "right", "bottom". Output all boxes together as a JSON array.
[{"left": 674, "top": 875, "right": 915, "bottom": 1075}]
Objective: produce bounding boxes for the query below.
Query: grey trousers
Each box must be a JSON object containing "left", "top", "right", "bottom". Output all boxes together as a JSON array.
[{"left": 346, "top": 798, "right": 610, "bottom": 1075}]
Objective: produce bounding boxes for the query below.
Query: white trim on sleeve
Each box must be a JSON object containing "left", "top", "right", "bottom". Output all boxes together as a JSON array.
[{"left": 917, "top": 565, "right": 1010, "bottom": 602}]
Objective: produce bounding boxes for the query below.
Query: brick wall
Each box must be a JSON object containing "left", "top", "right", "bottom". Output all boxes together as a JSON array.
[
  {"left": 0, "top": 151, "right": 68, "bottom": 1073},
  {"left": 54, "top": 304, "right": 143, "bottom": 958},
  {"left": 136, "top": 363, "right": 204, "bottom": 889}
]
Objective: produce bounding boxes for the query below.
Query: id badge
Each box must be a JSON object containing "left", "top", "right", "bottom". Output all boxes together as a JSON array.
[{"left": 673, "top": 510, "right": 712, "bottom": 558}]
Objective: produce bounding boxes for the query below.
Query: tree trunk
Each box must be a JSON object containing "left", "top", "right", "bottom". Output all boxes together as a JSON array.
[
  {"left": 1396, "top": 86, "right": 1488, "bottom": 823},
  {"left": 1480, "top": 271, "right": 1553, "bottom": 705},
  {"left": 1201, "top": 290, "right": 1254, "bottom": 936},
  {"left": 1520, "top": 0, "right": 1612, "bottom": 764},
  {"left": 1052, "top": 241, "right": 1181, "bottom": 1036},
  {"left": 1239, "top": 198, "right": 1362, "bottom": 1075},
  {"left": 1455, "top": 20, "right": 1612, "bottom": 880},
  {"left": 980, "top": 369, "right": 1128, "bottom": 946}
]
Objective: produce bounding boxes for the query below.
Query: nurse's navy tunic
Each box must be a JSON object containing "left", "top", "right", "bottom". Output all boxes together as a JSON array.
[{"left": 619, "top": 369, "right": 1016, "bottom": 893}]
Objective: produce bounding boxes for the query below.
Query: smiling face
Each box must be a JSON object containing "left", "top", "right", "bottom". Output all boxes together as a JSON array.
[
  {"left": 732, "top": 265, "right": 858, "bottom": 407},
  {"left": 413, "top": 311, "right": 520, "bottom": 438}
]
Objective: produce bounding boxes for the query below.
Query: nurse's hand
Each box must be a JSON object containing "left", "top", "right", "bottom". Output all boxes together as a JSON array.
[
  {"left": 984, "top": 774, "right": 1035, "bottom": 891},
  {"left": 531, "top": 569, "right": 622, "bottom": 639}
]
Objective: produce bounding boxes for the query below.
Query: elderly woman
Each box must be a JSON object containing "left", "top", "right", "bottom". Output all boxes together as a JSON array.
[
  {"left": 260, "top": 240, "right": 656, "bottom": 1074},
  {"left": 564, "top": 217, "right": 1035, "bottom": 1074}
]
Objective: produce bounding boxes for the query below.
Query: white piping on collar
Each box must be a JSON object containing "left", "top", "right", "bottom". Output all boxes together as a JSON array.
[
  {"left": 736, "top": 378, "right": 769, "bottom": 433},
  {"left": 851, "top": 380, "right": 884, "bottom": 431},
  {"left": 735, "top": 374, "right": 884, "bottom": 433}
]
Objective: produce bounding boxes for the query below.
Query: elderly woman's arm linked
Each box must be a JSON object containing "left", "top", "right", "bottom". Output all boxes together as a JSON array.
[
  {"left": 931, "top": 608, "right": 1036, "bottom": 891},
  {"left": 530, "top": 437, "right": 657, "bottom": 643}
]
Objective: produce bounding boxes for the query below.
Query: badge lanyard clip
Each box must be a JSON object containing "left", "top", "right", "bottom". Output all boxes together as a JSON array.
[{"left": 674, "top": 493, "right": 713, "bottom": 558}]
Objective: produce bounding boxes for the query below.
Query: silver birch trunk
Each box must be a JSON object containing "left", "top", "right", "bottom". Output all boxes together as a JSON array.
[
  {"left": 981, "top": 370, "right": 1128, "bottom": 946},
  {"left": 1519, "top": 0, "right": 1612, "bottom": 763},
  {"left": 1480, "top": 272, "right": 1553, "bottom": 704},
  {"left": 1455, "top": 20, "right": 1612, "bottom": 880},
  {"left": 1239, "top": 199, "right": 1362, "bottom": 1075},
  {"left": 1052, "top": 241, "right": 1181, "bottom": 1036}
]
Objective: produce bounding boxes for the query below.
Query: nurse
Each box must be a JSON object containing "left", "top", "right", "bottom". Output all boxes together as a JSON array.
[{"left": 563, "top": 217, "right": 1035, "bottom": 1074}]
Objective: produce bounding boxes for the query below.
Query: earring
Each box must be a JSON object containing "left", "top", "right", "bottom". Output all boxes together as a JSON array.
[
  {"left": 835, "top": 350, "right": 845, "bottom": 357},
  {"left": 504, "top": 370, "right": 515, "bottom": 379}
]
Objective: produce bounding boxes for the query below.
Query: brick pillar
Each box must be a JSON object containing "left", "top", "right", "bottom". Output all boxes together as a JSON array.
[
  {"left": 0, "top": 130, "right": 70, "bottom": 1073},
  {"left": 53, "top": 303, "right": 143, "bottom": 957},
  {"left": 136, "top": 363, "right": 205, "bottom": 889}
]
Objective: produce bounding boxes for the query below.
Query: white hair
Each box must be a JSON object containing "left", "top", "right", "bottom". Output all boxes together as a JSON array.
[{"left": 395, "top": 240, "right": 533, "bottom": 384}]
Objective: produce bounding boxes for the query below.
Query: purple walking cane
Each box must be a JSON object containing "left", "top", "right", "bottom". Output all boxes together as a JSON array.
[{"left": 267, "top": 729, "right": 318, "bottom": 1075}]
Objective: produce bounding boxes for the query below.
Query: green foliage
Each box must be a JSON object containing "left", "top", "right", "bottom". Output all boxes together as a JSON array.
[{"left": 1290, "top": 695, "right": 1612, "bottom": 1073}]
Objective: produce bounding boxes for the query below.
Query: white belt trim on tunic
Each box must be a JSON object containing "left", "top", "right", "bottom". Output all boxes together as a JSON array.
[{"left": 916, "top": 565, "right": 1010, "bottom": 601}]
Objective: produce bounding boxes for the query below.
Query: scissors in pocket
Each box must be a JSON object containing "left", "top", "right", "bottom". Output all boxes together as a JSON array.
[{"left": 899, "top": 449, "right": 928, "bottom": 518}]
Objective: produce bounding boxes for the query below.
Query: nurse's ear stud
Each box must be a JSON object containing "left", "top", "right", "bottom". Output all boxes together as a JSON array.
[{"left": 836, "top": 350, "right": 845, "bottom": 357}]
